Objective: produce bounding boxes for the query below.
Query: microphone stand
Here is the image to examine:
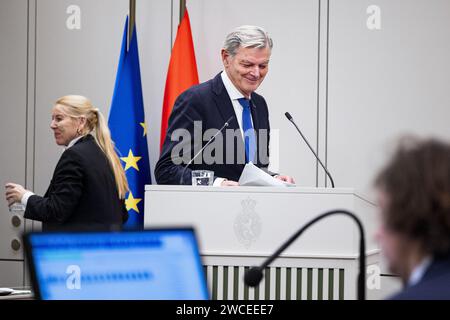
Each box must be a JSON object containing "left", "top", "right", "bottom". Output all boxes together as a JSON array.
[
  {"left": 179, "top": 116, "right": 234, "bottom": 185},
  {"left": 285, "top": 112, "right": 335, "bottom": 188},
  {"left": 244, "top": 209, "right": 366, "bottom": 300}
]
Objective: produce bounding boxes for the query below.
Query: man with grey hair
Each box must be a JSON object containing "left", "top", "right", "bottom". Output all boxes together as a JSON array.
[{"left": 155, "top": 25, "right": 294, "bottom": 186}]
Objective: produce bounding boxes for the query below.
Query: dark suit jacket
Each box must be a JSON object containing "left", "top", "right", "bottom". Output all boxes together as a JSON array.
[
  {"left": 390, "top": 252, "right": 450, "bottom": 300},
  {"left": 25, "top": 134, "right": 128, "bottom": 231},
  {"left": 155, "top": 72, "right": 272, "bottom": 184}
]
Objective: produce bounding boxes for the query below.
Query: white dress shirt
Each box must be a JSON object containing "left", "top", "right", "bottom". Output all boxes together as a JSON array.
[
  {"left": 220, "top": 71, "right": 254, "bottom": 138},
  {"left": 213, "top": 71, "right": 255, "bottom": 186},
  {"left": 408, "top": 256, "right": 432, "bottom": 287}
]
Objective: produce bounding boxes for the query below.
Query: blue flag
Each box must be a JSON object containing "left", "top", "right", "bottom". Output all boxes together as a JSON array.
[{"left": 108, "top": 17, "right": 151, "bottom": 229}]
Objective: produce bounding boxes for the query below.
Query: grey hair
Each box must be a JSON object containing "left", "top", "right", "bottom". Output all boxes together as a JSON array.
[{"left": 223, "top": 25, "right": 273, "bottom": 56}]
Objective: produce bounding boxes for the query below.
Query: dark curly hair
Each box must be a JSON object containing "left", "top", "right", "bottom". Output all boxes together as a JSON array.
[{"left": 375, "top": 137, "right": 450, "bottom": 257}]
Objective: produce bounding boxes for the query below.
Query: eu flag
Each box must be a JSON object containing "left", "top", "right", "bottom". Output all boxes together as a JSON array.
[{"left": 108, "top": 17, "right": 151, "bottom": 229}]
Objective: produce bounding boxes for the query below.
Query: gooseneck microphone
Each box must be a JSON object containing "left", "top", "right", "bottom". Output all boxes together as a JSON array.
[
  {"left": 179, "top": 115, "right": 235, "bottom": 185},
  {"left": 244, "top": 209, "right": 366, "bottom": 300},
  {"left": 285, "top": 112, "right": 335, "bottom": 188}
]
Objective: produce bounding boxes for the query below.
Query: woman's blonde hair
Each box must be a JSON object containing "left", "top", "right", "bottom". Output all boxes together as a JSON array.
[{"left": 54, "top": 95, "right": 129, "bottom": 199}]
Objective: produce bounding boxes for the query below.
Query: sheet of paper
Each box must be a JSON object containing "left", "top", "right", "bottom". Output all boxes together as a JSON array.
[{"left": 238, "top": 163, "right": 295, "bottom": 187}]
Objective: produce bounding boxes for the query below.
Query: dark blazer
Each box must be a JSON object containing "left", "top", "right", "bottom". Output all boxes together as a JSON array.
[
  {"left": 390, "top": 252, "right": 450, "bottom": 300},
  {"left": 25, "top": 134, "right": 128, "bottom": 231},
  {"left": 155, "top": 72, "right": 271, "bottom": 184}
]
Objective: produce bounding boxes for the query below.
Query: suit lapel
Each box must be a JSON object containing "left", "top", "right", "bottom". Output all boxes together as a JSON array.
[
  {"left": 211, "top": 73, "right": 246, "bottom": 164},
  {"left": 249, "top": 94, "right": 260, "bottom": 131},
  {"left": 211, "top": 73, "right": 268, "bottom": 166},
  {"left": 212, "top": 73, "right": 262, "bottom": 132},
  {"left": 249, "top": 94, "right": 262, "bottom": 165},
  {"left": 211, "top": 73, "right": 240, "bottom": 131}
]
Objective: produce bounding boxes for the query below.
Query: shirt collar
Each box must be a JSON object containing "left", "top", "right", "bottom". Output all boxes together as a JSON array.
[
  {"left": 221, "top": 71, "right": 249, "bottom": 101},
  {"left": 408, "top": 256, "right": 432, "bottom": 287},
  {"left": 65, "top": 135, "right": 84, "bottom": 150}
]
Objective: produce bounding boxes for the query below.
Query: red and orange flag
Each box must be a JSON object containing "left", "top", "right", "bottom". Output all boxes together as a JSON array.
[{"left": 160, "top": 9, "right": 199, "bottom": 151}]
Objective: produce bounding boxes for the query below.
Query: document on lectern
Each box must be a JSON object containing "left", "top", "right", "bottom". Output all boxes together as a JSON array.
[{"left": 238, "top": 162, "right": 295, "bottom": 187}]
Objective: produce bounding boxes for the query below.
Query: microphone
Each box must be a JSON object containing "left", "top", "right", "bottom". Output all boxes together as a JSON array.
[
  {"left": 285, "top": 112, "right": 335, "bottom": 188},
  {"left": 179, "top": 115, "right": 234, "bottom": 185},
  {"left": 244, "top": 209, "right": 366, "bottom": 300}
]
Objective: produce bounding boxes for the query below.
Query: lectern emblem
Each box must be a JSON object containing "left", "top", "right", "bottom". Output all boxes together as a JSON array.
[{"left": 234, "top": 198, "right": 261, "bottom": 248}]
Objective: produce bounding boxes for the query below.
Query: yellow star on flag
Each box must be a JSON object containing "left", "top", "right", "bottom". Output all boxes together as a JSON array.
[
  {"left": 140, "top": 122, "right": 147, "bottom": 137},
  {"left": 120, "top": 149, "right": 141, "bottom": 171},
  {"left": 125, "top": 191, "right": 142, "bottom": 213}
]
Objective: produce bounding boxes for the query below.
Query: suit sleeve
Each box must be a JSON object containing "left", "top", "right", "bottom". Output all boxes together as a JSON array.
[
  {"left": 24, "top": 148, "right": 84, "bottom": 224},
  {"left": 155, "top": 89, "right": 203, "bottom": 185},
  {"left": 265, "top": 110, "right": 279, "bottom": 176},
  {"left": 256, "top": 95, "right": 278, "bottom": 175}
]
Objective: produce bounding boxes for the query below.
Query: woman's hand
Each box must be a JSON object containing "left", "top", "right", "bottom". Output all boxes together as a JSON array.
[{"left": 5, "top": 183, "right": 27, "bottom": 206}]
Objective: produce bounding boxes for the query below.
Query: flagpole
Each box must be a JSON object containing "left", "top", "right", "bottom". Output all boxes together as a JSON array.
[
  {"left": 180, "top": 0, "right": 186, "bottom": 23},
  {"left": 129, "top": 0, "right": 136, "bottom": 49}
]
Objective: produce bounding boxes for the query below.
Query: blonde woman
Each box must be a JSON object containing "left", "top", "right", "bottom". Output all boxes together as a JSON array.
[{"left": 5, "top": 95, "right": 129, "bottom": 231}]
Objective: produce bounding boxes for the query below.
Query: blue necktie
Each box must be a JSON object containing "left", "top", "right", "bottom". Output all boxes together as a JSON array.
[{"left": 238, "top": 98, "right": 256, "bottom": 163}]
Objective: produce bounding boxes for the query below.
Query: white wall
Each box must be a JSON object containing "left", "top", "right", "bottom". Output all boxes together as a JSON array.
[
  {"left": 0, "top": 0, "right": 28, "bottom": 285},
  {"left": 327, "top": 0, "right": 450, "bottom": 199}
]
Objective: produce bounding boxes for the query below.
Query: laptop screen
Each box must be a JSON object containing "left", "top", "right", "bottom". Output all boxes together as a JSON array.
[{"left": 24, "top": 228, "right": 209, "bottom": 300}]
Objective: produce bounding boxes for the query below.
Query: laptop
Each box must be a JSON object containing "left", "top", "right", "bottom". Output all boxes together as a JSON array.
[{"left": 23, "top": 228, "right": 209, "bottom": 300}]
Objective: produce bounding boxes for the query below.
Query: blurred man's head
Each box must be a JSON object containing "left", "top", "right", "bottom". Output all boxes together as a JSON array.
[
  {"left": 221, "top": 25, "right": 273, "bottom": 98},
  {"left": 374, "top": 137, "right": 450, "bottom": 283}
]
